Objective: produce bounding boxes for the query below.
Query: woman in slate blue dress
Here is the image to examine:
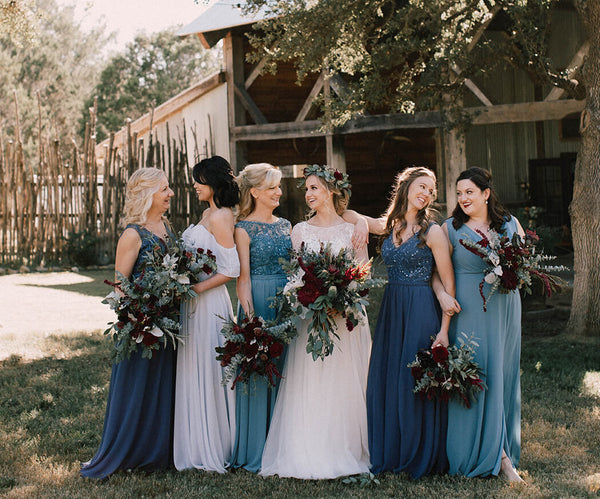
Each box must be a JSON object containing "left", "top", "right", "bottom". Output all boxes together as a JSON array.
[
  {"left": 81, "top": 168, "right": 176, "bottom": 479},
  {"left": 231, "top": 163, "right": 291, "bottom": 472},
  {"left": 443, "top": 167, "right": 524, "bottom": 482},
  {"left": 356, "top": 167, "right": 457, "bottom": 478}
]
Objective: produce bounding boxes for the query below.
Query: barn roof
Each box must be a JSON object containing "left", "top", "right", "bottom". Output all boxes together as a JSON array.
[{"left": 177, "top": 0, "right": 272, "bottom": 49}]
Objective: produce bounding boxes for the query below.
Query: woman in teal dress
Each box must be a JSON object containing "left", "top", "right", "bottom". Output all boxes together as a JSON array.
[
  {"left": 81, "top": 168, "right": 176, "bottom": 478},
  {"left": 231, "top": 163, "right": 292, "bottom": 472},
  {"left": 443, "top": 167, "right": 524, "bottom": 482}
]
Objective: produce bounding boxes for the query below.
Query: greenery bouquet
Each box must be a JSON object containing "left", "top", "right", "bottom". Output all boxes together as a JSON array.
[
  {"left": 408, "top": 333, "right": 486, "bottom": 408},
  {"left": 280, "top": 242, "right": 385, "bottom": 361},
  {"left": 103, "top": 238, "right": 217, "bottom": 363},
  {"left": 216, "top": 313, "right": 296, "bottom": 388},
  {"left": 460, "top": 228, "right": 566, "bottom": 311}
]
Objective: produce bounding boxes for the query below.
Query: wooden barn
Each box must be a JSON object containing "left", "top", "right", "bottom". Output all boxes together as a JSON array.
[{"left": 96, "top": 0, "right": 585, "bottom": 230}]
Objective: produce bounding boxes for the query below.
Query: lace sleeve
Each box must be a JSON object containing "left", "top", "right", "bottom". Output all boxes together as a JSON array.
[{"left": 291, "top": 223, "right": 305, "bottom": 251}]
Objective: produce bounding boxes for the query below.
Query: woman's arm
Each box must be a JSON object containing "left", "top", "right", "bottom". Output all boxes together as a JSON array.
[
  {"left": 234, "top": 226, "right": 254, "bottom": 315},
  {"left": 342, "top": 209, "right": 387, "bottom": 236},
  {"left": 114, "top": 227, "right": 141, "bottom": 280},
  {"left": 193, "top": 209, "right": 238, "bottom": 294},
  {"left": 427, "top": 225, "right": 458, "bottom": 347}
]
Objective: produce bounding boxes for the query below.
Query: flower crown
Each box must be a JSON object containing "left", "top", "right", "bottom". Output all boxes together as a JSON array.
[{"left": 299, "top": 164, "right": 352, "bottom": 193}]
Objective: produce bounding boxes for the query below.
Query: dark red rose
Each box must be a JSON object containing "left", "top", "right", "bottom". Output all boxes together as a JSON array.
[
  {"left": 142, "top": 333, "right": 159, "bottom": 346},
  {"left": 327, "top": 264, "right": 339, "bottom": 274},
  {"left": 431, "top": 345, "right": 449, "bottom": 363},
  {"left": 244, "top": 342, "right": 259, "bottom": 359},
  {"left": 346, "top": 318, "right": 355, "bottom": 331},
  {"left": 260, "top": 353, "right": 269, "bottom": 362},
  {"left": 500, "top": 268, "right": 518, "bottom": 290},
  {"left": 202, "top": 264, "right": 213, "bottom": 274},
  {"left": 411, "top": 366, "right": 424, "bottom": 379},
  {"left": 358, "top": 289, "right": 369, "bottom": 297},
  {"left": 197, "top": 247, "right": 204, "bottom": 254},
  {"left": 116, "top": 321, "right": 125, "bottom": 329},
  {"left": 269, "top": 341, "right": 284, "bottom": 358},
  {"left": 225, "top": 341, "right": 241, "bottom": 356},
  {"left": 297, "top": 283, "right": 325, "bottom": 307},
  {"left": 333, "top": 170, "right": 343, "bottom": 181}
]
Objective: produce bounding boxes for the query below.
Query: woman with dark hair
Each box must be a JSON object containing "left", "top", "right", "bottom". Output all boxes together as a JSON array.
[
  {"left": 173, "top": 156, "right": 241, "bottom": 473},
  {"left": 443, "top": 166, "right": 524, "bottom": 482}
]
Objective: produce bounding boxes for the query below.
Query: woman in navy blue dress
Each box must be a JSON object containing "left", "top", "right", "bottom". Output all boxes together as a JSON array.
[
  {"left": 348, "top": 167, "right": 459, "bottom": 478},
  {"left": 81, "top": 167, "right": 176, "bottom": 479}
]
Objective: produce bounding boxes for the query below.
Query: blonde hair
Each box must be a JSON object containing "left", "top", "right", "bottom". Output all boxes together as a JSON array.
[
  {"left": 306, "top": 173, "right": 350, "bottom": 217},
  {"left": 122, "top": 168, "right": 168, "bottom": 227},
  {"left": 236, "top": 163, "right": 282, "bottom": 220}
]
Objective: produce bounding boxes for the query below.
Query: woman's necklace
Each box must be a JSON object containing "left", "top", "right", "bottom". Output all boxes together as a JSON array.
[{"left": 143, "top": 220, "right": 167, "bottom": 240}]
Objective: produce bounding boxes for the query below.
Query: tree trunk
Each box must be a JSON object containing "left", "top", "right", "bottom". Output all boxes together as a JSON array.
[{"left": 568, "top": 0, "right": 600, "bottom": 336}]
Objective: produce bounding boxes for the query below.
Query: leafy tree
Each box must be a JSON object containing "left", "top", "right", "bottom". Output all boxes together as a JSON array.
[
  {"left": 0, "top": 0, "right": 107, "bottom": 160},
  {"left": 83, "top": 30, "right": 221, "bottom": 142},
  {"left": 0, "top": 0, "right": 38, "bottom": 45},
  {"left": 242, "top": 0, "right": 599, "bottom": 336}
]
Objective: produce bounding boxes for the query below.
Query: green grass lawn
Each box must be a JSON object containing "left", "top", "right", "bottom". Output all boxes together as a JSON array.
[{"left": 0, "top": 271, "right": 599, "bottom": 498}]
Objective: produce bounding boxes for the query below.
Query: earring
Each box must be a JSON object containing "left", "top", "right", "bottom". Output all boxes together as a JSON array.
[{"left": 485, "top": 200, "right": 488, "bottom": 204}]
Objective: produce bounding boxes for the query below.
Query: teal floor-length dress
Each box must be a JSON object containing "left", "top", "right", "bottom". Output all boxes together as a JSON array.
[
  {"left": 231, "top": 218, "right": 291, "bottom": 472},
  {"left": 445, "top": 216, "right": 522, "bottom": 477}
]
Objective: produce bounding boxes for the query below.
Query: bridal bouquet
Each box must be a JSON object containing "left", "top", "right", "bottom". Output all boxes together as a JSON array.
[
  {"left": 460, "top": 228, "right": 566, "bottom": 311},
  {"left": 103, "top": 238, "right": 217, "bottom": 363},
  {"left": 216, "top": 314, "right": 296, "bottom": 388},
  {"left": 407, "top": 333, "right": 486, "bottom": 408},
  {"left": 280, "top": 242, "right": 386, "bottom": 360}
]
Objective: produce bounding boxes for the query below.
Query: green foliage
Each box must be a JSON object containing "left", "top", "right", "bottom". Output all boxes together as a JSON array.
[
  {"left": 0, "top": 0, "right": 108, "bottom": 161},
  {"left": 63, "top": 230, "right": 100, "bottom": 267},
  {"left": 242, "top": 0, "right": 576, "bottom": 127},
  {"left": 83, "top": 30, "right": 221, "bottom": 142}
]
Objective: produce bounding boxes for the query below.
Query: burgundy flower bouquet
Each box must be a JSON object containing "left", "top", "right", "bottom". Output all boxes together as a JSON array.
[
  {"left": 103, "top": 238, "right": 217, "bottom": 363},
  {"left": 407, "top": 334, "right": 486, "bottom": 408},
  {"left": 460, "top": 228, "right": 566, "bottom": 311},
  {"left": 216, "top": 314, "right": 296, "bottom": 388},
  {"left": 280, "top": 242, "right": 385, "bottom": 360}
]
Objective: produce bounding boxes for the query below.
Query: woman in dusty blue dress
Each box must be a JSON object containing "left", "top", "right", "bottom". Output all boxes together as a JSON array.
[
  {"left": 231, "top": 163, "right": 291, "bottom": 472},
  {"left": 351, "top": 167, "right": 457, "bottom": 478},
  {"left": 81, "top": 168, "right": 176, "bottom": 479},
  {"left": 443, "top": 167, "right": 524, "bottom": 482}
]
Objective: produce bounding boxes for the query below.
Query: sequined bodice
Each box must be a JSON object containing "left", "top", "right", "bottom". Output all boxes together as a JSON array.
[
  {"left": 381, "top": 232, "right": 433, "bottom": 284},
  {"left": 126, "top": 224, "right": 170, "bottom": 279},
  {"left": 236, "top": 218, "right": 292, "bottom": 276}
]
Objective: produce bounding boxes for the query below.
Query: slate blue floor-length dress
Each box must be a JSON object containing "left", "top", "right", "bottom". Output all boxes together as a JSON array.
[
  {"left": 366, "top": 232, "right": 448, "bottom": 478},
  {"left": 445, "top": 217, "right": 522, "bottom": 477},
  {"left": 230, "top": 218, "right": 291, "bottom": 472},
  {"left": 81, "top": 224, "right": 176, "bottom": 479}
]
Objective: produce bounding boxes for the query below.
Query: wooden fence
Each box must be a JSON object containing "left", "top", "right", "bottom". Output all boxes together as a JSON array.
[{"left": 0, "top": 95, "right": 204, "bottom": 268}]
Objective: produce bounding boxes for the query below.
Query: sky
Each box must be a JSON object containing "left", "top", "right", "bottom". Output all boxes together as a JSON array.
[{"left": 54, "top": 0, "right": 209, "bottom": 52}]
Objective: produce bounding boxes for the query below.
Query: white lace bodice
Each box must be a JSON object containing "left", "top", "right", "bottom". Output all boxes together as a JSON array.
[{"left": 291, "top": 221, "right": 367, "bottom": 262}]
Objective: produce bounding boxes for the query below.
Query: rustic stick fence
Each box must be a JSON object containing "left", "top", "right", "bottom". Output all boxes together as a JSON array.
[{"left": 0, "top": 95, "right": 204, "bottom": 268}]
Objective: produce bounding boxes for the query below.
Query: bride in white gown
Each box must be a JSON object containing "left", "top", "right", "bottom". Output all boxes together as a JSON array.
[
  {"left": 260, "top": 165, "right": 371, "bottom": 479},
  {"left": 173, "top": 156, "right": 240, "bottom": 473}
]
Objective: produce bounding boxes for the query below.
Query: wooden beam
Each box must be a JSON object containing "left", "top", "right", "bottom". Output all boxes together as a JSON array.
[
  {"left": 469, "top": 98, "right": 585, "bottom": 124},
  {"left": 545, "top": 41, "right": 590, "bottom": 101},
  {"left": 442, "top": 127, "right": 466, "bottom": 216},
  {"left": 245, "top": 57, "right": 268, "bottom": 89},
  {"left": 234, "top": 83, "right": 268, "bottom": 124},
  {"left": 452, "top": 64, "right": 493, "bottom": 106},
  {"left": 224, "top": 33, "right": 247, "bottom": 171},
  {"left": 326, "top": 134, "right": 346, "bottom": 172},
  {"left": 230, "top": 99, "right": 584, "bottom": 141},
  {"left": 467, "top": 5, "right": 502, "bottom": 52},
  {"left": 295, "top": 72, "right": 325, "bottom": 122}
]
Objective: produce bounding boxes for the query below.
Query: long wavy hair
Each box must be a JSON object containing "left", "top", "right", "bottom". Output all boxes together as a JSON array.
[
  {"left": 305, "top": 169, "right": 351, "bottom": 217},
  {"left": 382, "top": 166, "right": 438, "bottom": 248},
  {"left": 451, "top": 167, "right": 511, "bottom": 231},
  {"left": 236, "top": 163, "right": 282, "bottom": 220},
  {"left": 122, "top": 168, "right": 168, "bottom": 227},
  {"left": 192, "top": 156, "right": 240, "bottom": 208}
]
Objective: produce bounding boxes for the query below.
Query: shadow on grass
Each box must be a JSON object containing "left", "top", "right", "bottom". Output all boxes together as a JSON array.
[
  {"left": 0, "top": 320, "right": 598, "bottom": 497},
  {"left": 21, "top": 269, "right": 115, "bottom": 298}
]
